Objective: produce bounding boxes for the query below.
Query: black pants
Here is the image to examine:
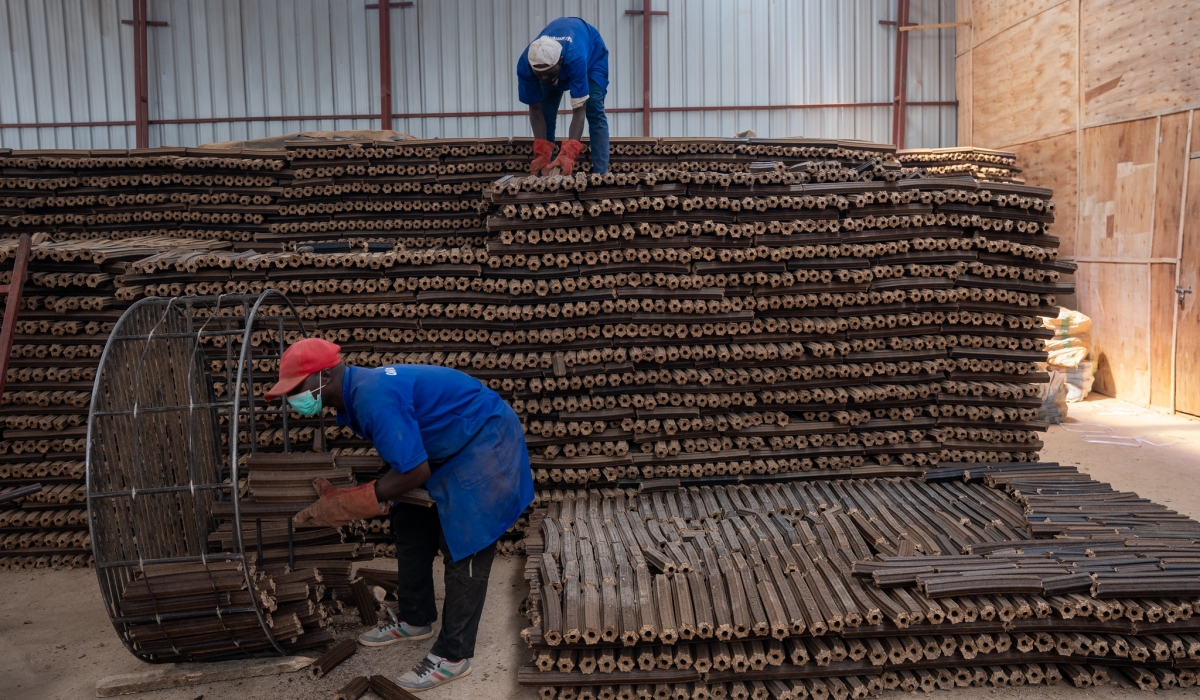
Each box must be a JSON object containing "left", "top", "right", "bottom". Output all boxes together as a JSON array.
[{"left": 390, "top": 502, "right": 496, "bottom": 660}]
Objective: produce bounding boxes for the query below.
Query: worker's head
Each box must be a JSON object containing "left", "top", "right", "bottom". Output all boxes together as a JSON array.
[
  {"left": 263, "top": 337, "right": 345, "bottom": 415},
  {"left": 527, "top": 36, "right": 563, "bottom": 84}
]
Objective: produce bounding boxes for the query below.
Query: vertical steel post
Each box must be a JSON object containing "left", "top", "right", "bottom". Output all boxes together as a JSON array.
[
  {"left": 132, "top": 0, "right": 150, "bottom": 148},
  {"left": 642, "top": 0, "right": 652, "bottom": 137},
  {"left": 379, "top": 1, "right": 393, "bottom": 131},
  {"left": 891, "top": 0, "right": 911, "bottom": 149},
  {"left": 627, "top": 3, "right": 666, "bottom": 137}
]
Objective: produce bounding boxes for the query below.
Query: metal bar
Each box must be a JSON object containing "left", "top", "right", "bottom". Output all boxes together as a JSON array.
[
  {"left": 626, "top": 2, "right": 668, "bottom": 137},
  {"left": 287, "top": 517, "right": 295, "bottom": 570},
  {"left": 95, "top": 552, "right": 246, "bottom": 569},
  {"left": 642, "top": 0, "right": 652, "bottom": 137},
  {"left": 91, "top": 402, "right": 236, "bottom": 416},
  {"left": 378, "top": 0, "right": 393, "bottom": 131},
  {"left": 112, "top": 606, "right": 261, "bottom": 625},
  {"left": 0, "top": 119, "right": 139, "bottom": 129},
  {"left": 109, "top": 330, "right": 254, "bottom": 340},
  {"left": 898, "top": 21, "right": 970, "bottom": 31},
  {"left": 255, "top": 518, "right": 264, "bottom": 567},
  {"left": 120, "top": 19, "right": 167, "bottom": 27},
  {"left": 132, "top": 0, "right": 150, "bottom": 149},
  {"left": 891, "top": 0, "right": 912, "bottom": 149},
  {"left": 90, "top": 483, "right": 232, "bottom": 499},
  {"left": 0, "top": 103, "right": 957, "bottom": 130},
  {"left": 644, "top": 101, "right": 955, "bottom": 112},
  {"left": 0, "top": 234, "right": 31, "bottom": 398},
  {"left": 0, "top": 482, "right": 42, "bottom": 505}
]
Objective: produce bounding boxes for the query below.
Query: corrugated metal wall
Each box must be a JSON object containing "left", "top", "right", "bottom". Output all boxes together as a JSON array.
[{"left": 1, "top": 0, "right": 957, "bottom": 149}]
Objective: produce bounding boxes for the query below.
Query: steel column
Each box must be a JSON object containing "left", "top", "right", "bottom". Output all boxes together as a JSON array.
[
  {"left": 890, "top": 0, "right": 912, "bottom": 149},
  {"left": 641, "top": 0, "right": 651, "bottom": 137},
  {"left": 378, "top": 2, "right": 392, "bottom": 131},
  {"left": 626, "top": 4, "right": 668, "bottom": 137},
  {"left": 132, "top": 0, "right": 150, "bottom": 149}
]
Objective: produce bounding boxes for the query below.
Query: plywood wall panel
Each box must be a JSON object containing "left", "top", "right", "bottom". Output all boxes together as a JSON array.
[
  {"left": 970, "top": 1, "right": 1077, "bottom": 147},
  {"left": 1149, "top": 262, "right": 1177, "bottom": 408},
  {"left": 1006, "top": 133, "right": 1077, "bottom": 256},
  {"left": 1175, "top": 159, "right": 1200, "bottom": 417},
  {"left": 969, "top": 0, "right": 1068, "bottom": 47},
  {"left": 1152, "top": 112, "right": 1191, "bottom": 258},
  {"left": 1077, "top": 262, "right": 1151, "bottom": 404},
  {"left": 1078, "top": 118, "right": 1158, "bottom": 259},
  {"left": 1082, "top": 0, "right": 1200, "bottom": 125}
]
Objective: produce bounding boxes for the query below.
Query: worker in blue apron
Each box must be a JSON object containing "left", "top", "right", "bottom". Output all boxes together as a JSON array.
[
  {"left": 267, "top": 338, "right": 533, "bottom": 692},
  {"left": 518, "top": 16, "right": 610, "bottom": 175}
]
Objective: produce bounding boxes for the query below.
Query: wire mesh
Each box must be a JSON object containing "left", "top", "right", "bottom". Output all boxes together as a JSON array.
[{"left": 86, "top": 291, "right": 306, "bottom": 662}]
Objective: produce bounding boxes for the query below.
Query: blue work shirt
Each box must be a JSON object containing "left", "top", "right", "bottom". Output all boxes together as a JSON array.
[
  {"left": 517, "top": 17, "right": 609, "bottom": 106},
  {"left": 336, "top": 365, "right": 533, "bottom": 561}
]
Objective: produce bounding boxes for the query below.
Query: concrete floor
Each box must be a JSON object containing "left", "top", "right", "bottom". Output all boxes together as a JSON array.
[{"left": 3, "top": 395, "right": 1199, "bottom": 700}]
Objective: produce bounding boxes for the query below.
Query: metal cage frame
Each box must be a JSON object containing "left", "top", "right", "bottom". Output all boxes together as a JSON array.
[{"left": 85, "top": 290, "right": 310, "bottom": 662}]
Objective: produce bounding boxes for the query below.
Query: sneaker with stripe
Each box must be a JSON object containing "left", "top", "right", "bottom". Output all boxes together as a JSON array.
[
  {"left": 395, "top": 654, "right": 472, "bottom": 691},
  {"left": 357, "top": 609, "right": 434, "bottom": 647}
]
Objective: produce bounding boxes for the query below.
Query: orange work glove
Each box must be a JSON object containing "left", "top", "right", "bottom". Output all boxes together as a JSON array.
[
  {"left": 293, "top": 478, "right": 386, "bottom": 527},
  {"left": 530, "top": 139, "right": 555, "bottom": 176},
  {"left": 547, "top": 139, "right": 585, "bottom": 176}
]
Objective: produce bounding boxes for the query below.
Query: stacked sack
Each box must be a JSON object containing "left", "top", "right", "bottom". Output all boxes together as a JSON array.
[{"left": 1042, "top": 308, "right": 1093, "bottom": 403}]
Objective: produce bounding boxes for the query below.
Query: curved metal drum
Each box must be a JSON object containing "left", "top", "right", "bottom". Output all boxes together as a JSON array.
[{"left": 86, "top": 291, "right": 305, "bottom": 662}]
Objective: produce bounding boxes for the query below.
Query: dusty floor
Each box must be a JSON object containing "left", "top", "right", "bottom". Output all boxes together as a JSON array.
[{"left": 3, "top": 395, "right": 1200, "bottom": 699}]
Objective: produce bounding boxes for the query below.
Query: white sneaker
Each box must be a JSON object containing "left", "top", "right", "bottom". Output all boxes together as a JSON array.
[
  {"left": 357, "top": 609, "right": 434, "bottom": 646},
  {"left": 396, "top": 654, "right": 473, "bottom": 691}
]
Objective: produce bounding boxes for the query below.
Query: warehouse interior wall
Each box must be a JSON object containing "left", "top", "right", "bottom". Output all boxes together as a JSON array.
[
  {"left": 955, "top": 0, "right": 1200, "bottom": 415},
  {"left": 1, "top": 0, "right": 957, "bottom": 150}
]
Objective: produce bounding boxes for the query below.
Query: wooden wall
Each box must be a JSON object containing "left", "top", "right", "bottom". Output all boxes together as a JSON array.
[{"left": 955, "top": 0, "right": 1200, "bottom": 412}]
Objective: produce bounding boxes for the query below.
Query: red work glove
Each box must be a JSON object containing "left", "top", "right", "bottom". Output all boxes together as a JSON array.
[
  {"left": 293, "top": 478, "right": 386, "bottom": 527},
  {"left": 547, "top": 139, "right": 585, "bottom": 176},
  {"left": 530, "top": 139, "right": 555, "bottom": 176}
]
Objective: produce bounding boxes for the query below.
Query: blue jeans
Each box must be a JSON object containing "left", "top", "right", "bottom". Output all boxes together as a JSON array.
[{"left": 539, "top": 78, "right": 609, "bottom": 174}]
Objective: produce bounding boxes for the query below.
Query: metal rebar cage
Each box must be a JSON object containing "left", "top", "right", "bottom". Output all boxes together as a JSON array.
[{"left": 86, "top": 291, "right": 306, "bottom": 662}]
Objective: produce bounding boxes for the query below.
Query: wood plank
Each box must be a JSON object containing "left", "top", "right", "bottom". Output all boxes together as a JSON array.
[
  {"left": 1005, "top": 132, "right": 1078, "bottom": 256},
  {"left": 1152, "top": 112, "right": 1192, "bottom": 257},
  {"left": 1078, "top": 118, "right": 1158, "bottom": 259},
  {"left": 954, "top": 0, "right": 973, "bottom": 55},
  {"left": 1175, "top": 158, "right": 1200, "bottom": 416},
  {"left": 956, "top": 50, "right": 973, "bottom": 146},
  {"left": 1082, "top": 0, "right": 1200, "bottom": 125},
  {"left": 1149, "top": 262, "right": 1178, "bottom": 408},
  {"left": 970, "top": 1, "right": 1077, "bottom": 146},
  {"left": 95, "top": 656, "right": 316, "bottom": 697},
  {"left": 1077, "top": 262, "right": 1151, "bottom": 404},
  {"left": 968, "top": 0, "right": 1069, "bottom": 48}
]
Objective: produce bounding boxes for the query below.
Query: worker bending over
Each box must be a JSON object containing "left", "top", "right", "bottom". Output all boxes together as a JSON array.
[
  {"left": 267, "top": 338, "right": 533, "bottom": 692},
  {"left": 518, "top": 17, "right": 610, "bottom": 176}
]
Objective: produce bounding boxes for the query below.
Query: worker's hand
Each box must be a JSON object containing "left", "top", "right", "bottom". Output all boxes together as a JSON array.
[
  {"left": 530, "top": 139, "right": 555, "bottom": 176},
  {"left": 293, "top": 478, "right": 386, "bottom": 527},
  {"left": 547, "top": 139, "right": 585, "bottom": 176}
]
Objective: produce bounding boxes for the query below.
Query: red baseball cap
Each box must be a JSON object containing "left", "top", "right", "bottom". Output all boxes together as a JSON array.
[{"left": 263, "top": 338, "right": 342, "bottom": 401}]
